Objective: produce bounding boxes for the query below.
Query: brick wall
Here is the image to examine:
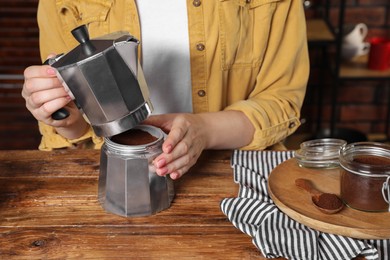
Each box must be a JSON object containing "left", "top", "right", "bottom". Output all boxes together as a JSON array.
[
  {"left": 0, "top": 0, "right": 41, "bottom": 150},
  {"left": 301, "top": 0, "right": 390, "bottom": 139},
  {"left": 330, "top": 0, "right": 389, "bottom": 37}
]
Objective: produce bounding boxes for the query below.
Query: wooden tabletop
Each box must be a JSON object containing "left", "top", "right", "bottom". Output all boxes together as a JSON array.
[{"left": 0, "top": 149, "right": 282, "bottom": 259}]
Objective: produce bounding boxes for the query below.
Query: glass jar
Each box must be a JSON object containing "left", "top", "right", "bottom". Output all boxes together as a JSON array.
[
  {"left": 339, "top": 142, "right": 390, "bottom": 212},
  {"left": 295, "top": 138, "right": 347, "bottom": 168},
  {"left": 99, "top": 125, "right": 174, "bottom": 217}
]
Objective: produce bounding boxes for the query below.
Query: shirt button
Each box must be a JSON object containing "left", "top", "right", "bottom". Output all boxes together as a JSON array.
[
  {"left": 196, "top": 43, "right": 205, "bottom": 51},
  {"left": 289, "top": 122, "right": 296, "bottom": 128},
  {"left": 197, "top": 90, "right": 206, "bottom": 97},
  {"left": 193, "top": 0, "right": 201, "bottom": 7}
]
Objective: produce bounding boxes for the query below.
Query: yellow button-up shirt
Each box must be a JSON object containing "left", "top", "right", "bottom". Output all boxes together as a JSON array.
[{"left": 37, "top": 0, "right": 309, "bottom": 151}]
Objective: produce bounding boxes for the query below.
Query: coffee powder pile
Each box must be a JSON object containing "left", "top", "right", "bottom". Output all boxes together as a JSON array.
[
  {"left": 353, "top": 155, "right": 390, "bottom": 165},
  {"left": 316, "top": 193, "right": 343, "bottom": 210},
  {"left": 111, "top": 129, "right": 158, "bottom": 145}
]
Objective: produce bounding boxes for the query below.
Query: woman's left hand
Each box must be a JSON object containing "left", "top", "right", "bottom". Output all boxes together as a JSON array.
[
  {"left": 143, "top": 113, "right": 208, "bottom": 180},
  {"left": 143, "top": 110, "right": 254, "bottom": 180}
]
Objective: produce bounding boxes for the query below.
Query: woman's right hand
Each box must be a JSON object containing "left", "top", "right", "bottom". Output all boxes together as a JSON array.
[
  {"left": 22, "top": 63, "right": 72, "bottom": 126},
  {"left": 22, "top": 61, "right": 89, "bottom": 139}
]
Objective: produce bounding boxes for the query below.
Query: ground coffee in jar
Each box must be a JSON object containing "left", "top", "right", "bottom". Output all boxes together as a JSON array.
[{"left": 339, "top": 142, "right": 390, "bottom": 212}]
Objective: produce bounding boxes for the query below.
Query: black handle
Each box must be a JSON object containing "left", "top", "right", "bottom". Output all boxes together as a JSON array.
[
  {"left": 71, "top": 24, "right": 95, "bottom": 56},
  {"left": 51, "top": 108, "right": 70, "bottom": 120},
  {"left": 43, "top": 58, "right": 70, "bottom": 120},
  {"left": 71, "top": 24, "right": 89, "bottom": 44}
]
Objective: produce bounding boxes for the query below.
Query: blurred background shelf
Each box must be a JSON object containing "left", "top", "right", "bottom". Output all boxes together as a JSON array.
[
  {"left": 339, "top": 55, "right": 390, "bottom": 79},
  {"left": 301, "top": 0, "right": 390, "bottom": 146}
]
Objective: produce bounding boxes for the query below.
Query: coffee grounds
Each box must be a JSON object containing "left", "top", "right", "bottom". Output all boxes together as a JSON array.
[
  {"left": 341, "top": 155, "right": 390, "bottom": 211},
  {"left": 353, "top": 155, "right": 390, "bottom": 166},
  {"left": 316, "top": 193, "right": 343, "bottom": 210},
  {"left": 111, "top": 128, "right": 158, "bottom": 145}
]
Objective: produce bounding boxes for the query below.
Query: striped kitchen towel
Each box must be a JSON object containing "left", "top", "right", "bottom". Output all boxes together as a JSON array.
[{"left": 220, "top": 150, "right": 390, "bottom": 260}]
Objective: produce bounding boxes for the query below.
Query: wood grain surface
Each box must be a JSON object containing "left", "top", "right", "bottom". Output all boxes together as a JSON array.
[
  {"left": 0, "top": 149, "right": 288, "bottom": 259},
  {"left": 268, "top": 158, "right": 390, "bottom": 239}
]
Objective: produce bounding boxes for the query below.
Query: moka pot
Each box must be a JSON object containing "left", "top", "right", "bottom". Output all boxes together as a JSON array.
[
  {"left": 46, "top": 24, "right": 153, "bottom": 137},
  {"left": 99, "top": 125, "right": 174, "bottom": 217}
]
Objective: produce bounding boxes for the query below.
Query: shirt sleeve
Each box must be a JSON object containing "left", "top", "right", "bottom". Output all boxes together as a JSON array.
[
  {"left": 225, "top": 0, "right": 309, "bottom": 150},
  {"left": 38, "top": 122, "right": 103, "bottom": 151}
]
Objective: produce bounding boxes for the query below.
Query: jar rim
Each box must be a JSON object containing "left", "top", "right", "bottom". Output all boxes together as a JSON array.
[
  {"left": 339, "top": 142, "right": 390, "bottom": 177},
  {"left": 104, "top": 125, "right": 164, "bottom": 153},
  {"left": 295, "top": 138, "right": 347, "bottom": 168}
]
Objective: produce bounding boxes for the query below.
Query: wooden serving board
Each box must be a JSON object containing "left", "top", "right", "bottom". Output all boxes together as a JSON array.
[{"left": 268, "top": 158, "right": 390, "bottom": 239}]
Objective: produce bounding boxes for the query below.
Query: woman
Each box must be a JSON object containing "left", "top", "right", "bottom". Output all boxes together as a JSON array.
[{"left": 22, "top": 0, "right": 309, "bottom": 180}]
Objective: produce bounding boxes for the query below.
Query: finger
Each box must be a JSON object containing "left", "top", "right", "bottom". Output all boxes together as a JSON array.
[
  {"left": 32, "top": 100, "right": 79, "bottom": 128},
  {"left": 29, "top": 97, "right": 71, "bottom": 123},
  {"left": 165, "top": 150, "right": 200, "bottom": 180},
  {"left": 155, "top": 153, "right": 191, "bottom": 178},
  {"left": 170, "top": 170, "right": 186, "bottom": 180},
  {"left": 23, "top": 77, "right": 63, "bottom": 99},
  {"left": 27, "top": 86, "right": 69, "bottom": 109},
  {"left": 154, "top": 134, "right": 190, "bottom": 172},
  {"left": 24, "top": 64, "right": 57, "bottom": 80},
  {"left": 166, "top": 155, "right": 191, "bottom": 179},
  {"left": 142, "top": 114, "right": 174, "bottom": 133},
  {"left": 142, "top": 114, "right": 166, "bottom": 126},
  {"left": 39, "top": 96, "right": 71, "bottom": 119},
  {"left": 162, "top": 123, "right": 188, "bottom": 154},
  {"left": 154, "top": 138, "right": 194, "bottom": 176}
]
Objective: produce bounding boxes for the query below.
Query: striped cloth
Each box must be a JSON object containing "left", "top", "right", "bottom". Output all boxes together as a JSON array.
[{"left": 220, "top": 150, "right": 390, "bottom": 260}]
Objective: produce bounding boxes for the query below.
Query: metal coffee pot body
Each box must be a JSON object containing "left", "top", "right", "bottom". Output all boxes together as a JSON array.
[
  {"left": 47, "top": 25, "right": 153, "bottom": 137},
  {"left": 99, "top": 125, "right": 174, "bottom": 217}
]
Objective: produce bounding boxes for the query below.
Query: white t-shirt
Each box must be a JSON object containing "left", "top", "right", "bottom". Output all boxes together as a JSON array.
[{"left": 135, "top": 1, "right": 192, "bottom": 114}]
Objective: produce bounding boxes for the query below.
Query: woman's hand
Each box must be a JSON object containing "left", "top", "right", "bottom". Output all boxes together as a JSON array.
[
  {"left": 144, "top": 113, "right": 208, "bottom": 180},
  {"left": 143, "top": 111, "right": 254, "bottom": 180},
  {"left": 22, "top": 59, "right": 89, "bottom": 139},
  {"left": 23, "top": 63, "right": 71, "bottom": 125}
]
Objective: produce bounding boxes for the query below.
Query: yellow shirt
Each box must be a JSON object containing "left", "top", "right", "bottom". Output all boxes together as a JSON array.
[{"left": 37, "top": 0, "right": 309, "bottom": 151}]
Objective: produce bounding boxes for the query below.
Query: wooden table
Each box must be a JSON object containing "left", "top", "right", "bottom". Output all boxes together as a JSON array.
[{"left": 0, "top": 149, "right": 279, "bottom": 259}]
